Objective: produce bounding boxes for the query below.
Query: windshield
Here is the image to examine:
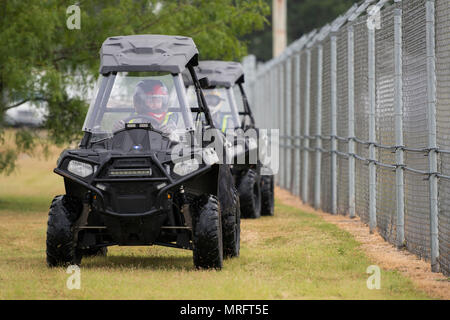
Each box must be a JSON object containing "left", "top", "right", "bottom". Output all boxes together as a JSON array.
[
  {"left": 83, "top": 72, "right": 194, "bottom": 142},
  {"left": 186, "top": 86, "right": 240, "bottom": 132}
]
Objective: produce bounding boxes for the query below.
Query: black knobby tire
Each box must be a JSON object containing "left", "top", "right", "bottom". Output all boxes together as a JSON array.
[
  {"left": 46, "top": 195, "right": 82, "bottom": 267},
  {"left": 222, "top": 187, "right": 241, "bottom": 259},
  {"left": 260, "top": 175, "right": 275, "bottom": 216},
  {"left": 192, "top": 195, "right": 223, "bottom": 269},
  {"left": 238, "top": 169, "right": 261, "bottom": 219}
]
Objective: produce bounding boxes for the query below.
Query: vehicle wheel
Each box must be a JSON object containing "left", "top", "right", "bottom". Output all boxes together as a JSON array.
[
  {"left": 80, "top": 247, "right": 108, "bottom": 257},
  {"left": 46, "top": 195, "right": 82, "bottom": 267},
  {"left": 238, "top": 169, "right": 261, "bottom": 219},
  {"left": 192, "top": 195, "right": 223, "bottom": 269},
  {"left": 222, "top": 187, "right": 241, "bottom": 259},
  {"left": 260, "top": 175, "right": 274, "bottom": 216}
]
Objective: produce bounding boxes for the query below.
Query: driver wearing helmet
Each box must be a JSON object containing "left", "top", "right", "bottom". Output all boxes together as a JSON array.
[
  {"left": 204, "top": 91, "right": 234, "bottom": 133},
  {"left": 114, "top": 79, "right": 178, "bottom": 133}
]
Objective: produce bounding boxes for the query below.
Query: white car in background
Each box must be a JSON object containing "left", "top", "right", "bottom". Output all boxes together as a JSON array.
[
  {"left": 4, "top": 74, "right": 95, "bottom": 128},
  {"left": 4, "top": 102, "right": 47, "bottom": 127}
]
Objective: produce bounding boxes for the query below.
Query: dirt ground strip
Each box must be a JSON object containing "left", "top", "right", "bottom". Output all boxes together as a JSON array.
[{"left": 275, "top": 187, "right": 450, "bottom": 300}]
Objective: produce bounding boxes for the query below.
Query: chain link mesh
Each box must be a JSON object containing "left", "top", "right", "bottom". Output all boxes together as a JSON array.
[
  {"left": 321, "top": 38, "right": 332, "bottom": 213},
  {"left": 354, "top": 16, "right": 370, "bottom": 224},
  {"left": 308, "top": 47, "right": 318, "bottom": 205},
  {"left": 300, "top": 51, "right": 308, "bottom": 201},
  {"left": 435, "top": 0, "right": 450, "bottom": 276},
  {"left": 337, "top": 25, "right": 349, "bottom": 215},
  {"left": 245, "top": 0, "right": 449, "bottom": 276},
  {"left": 402, "top": 0, "right": 431, "bottom": 260},
  {"left": 293, "top": 55, "right": 302, "bottom": 197},
  {"left": 289, "top": 56, "right": 297, "bottom": 195},
  {"left": 375, "top": 4, "right": 397, "bottom": 244}
]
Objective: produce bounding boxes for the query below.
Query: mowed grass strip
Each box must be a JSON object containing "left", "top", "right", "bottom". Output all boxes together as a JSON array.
[
  {"left": 0, "top": 135, "right": 431, "bottom": 299},
  {"left": 0, "top": 198, "right": 431, "bottom": 299}
]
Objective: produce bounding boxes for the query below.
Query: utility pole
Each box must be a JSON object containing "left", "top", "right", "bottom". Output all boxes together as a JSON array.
[{"left": 272, "top": 0, "right": 287, "bottom": 58}]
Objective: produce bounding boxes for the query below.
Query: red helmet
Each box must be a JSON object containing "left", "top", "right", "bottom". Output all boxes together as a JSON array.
[{"left": 133, "top": 80, "right": 169, "bottom": 123}]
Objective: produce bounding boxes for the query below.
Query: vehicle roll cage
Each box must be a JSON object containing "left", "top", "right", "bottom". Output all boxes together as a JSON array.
[
  {"left": 187, "top": 65, "right": 215, "bottom": 129},
  {"left": 80, "top": 64, "right": 216, "bottom": 148},
  {"left": 237, "top": 82, "right": 255, "bottom": 128},
  {"left": 80, "top": 34, "right": 218, "bottom": 148},
  {"left": 182, "top": 60, "right": 256, "bottom": 130}
]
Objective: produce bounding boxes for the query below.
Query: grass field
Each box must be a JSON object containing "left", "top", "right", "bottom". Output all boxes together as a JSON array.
[{"left": 0, "top": 140, "right": 433, "bottom": 299}]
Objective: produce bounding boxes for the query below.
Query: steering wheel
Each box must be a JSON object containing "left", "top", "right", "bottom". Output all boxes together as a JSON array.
[
  {"left": 120, "top": 114, "right": 180, "bottom": 143},
  {"left": 122, "top": 114, "right": 158, "bottom": 127}
]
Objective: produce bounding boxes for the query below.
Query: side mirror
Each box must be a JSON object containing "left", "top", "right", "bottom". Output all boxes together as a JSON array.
[{"left": 199, "top": 77, "right": 210, "bottom": 89}]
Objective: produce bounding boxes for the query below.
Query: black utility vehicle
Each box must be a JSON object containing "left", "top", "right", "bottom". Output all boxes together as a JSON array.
[
  {"left": 183, "top": 61, "right": 274, "bottom": 219},
  {"left": 46, "top": 35, "right": 240, "bottom": 270}
]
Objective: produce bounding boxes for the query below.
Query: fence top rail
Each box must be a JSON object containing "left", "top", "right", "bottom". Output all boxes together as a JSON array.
[
  {"left": 330, "top": 3, "right": 359, "bottom": 33},
  {"left": 316, "top": 24, "right": 332, "bottom": 43},
  {"left": 255, "top": 31, "right": 315, "bottom": 76},
  {"left": 291, "top": 31, "right": 316, "bottom": 53},
  {"left": 252, "top": 0, "right": 371, "bottom": 76},
  {"left": 251, "top": 0, "right": 402, "bottom": 79},
  {"left": 349, "top": 0, "right": 376, "bottom": 22}
]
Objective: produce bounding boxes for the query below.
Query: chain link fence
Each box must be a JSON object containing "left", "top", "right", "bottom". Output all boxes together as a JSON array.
[{"left": 244, "top": 0, "right": 449, "bottom": 276}]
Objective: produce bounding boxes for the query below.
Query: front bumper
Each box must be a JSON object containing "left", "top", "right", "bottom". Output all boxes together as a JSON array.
[{"left": 54, "top": 153, "right": 213, "bottom": 218}]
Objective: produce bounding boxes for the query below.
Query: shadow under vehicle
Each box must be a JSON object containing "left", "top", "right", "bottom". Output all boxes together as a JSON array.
[
  {"left": 46, "top": 35, "right": 240, "bottom": 270},
  {"left": 183, "top": 61, "right": 275, "bottom": 219}
]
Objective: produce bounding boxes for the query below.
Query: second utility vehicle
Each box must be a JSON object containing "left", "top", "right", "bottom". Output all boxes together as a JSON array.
[{"left": 183, "top": 60, "right": 274, "bottom": 219}]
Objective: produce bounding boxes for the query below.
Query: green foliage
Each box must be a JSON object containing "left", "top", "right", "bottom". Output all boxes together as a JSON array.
[
  {"left": 287, "top": 0, "right": 358, "bottom": 44},
  {"left": 244, "top": 0, "right": 358, "bottom": 62},
  {"left": 0, "top": 149, "right": 17, "bottom": 175},
  {"left": 0, "top": 0, "right": 270, "bottom": 174}
]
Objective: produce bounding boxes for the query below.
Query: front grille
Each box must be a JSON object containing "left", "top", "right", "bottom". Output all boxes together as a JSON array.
[
  {"left": 113, "top": 158, "right": 150, "bottom": 168},
  {"left": 97, "top": 158, "right": 165, "bottom": 179},
  {"left": 95, "top": 157, "right": 168, "bottom": 214},
  {"left": 108, "top": 168, "right": 152, "bottom": 177},
  {"left": 103, "top": 182, "right": 159, "bottom": 214}
]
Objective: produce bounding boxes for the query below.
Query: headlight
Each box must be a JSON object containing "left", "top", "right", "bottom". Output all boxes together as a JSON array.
[
  {"left": 173, "top": 158, "right": 200, "bottom": 176},
  {"left": 202, "top": 148, "right": 219, "bottom": 165},
  {"left": 67, "top": 160, "right": 94, "bottom": 178}
]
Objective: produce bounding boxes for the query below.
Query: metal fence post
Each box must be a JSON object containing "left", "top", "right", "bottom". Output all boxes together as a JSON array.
[
  {"left": 274, "top": 65, "right": 280, "bottom": 185},
  {"left": 302, "top": 49, "right": 312, "bottom": 203},
  {"left": 368, "top": 20, "right": 377, "bottom": 233},
  {"left": 331, "top": 34, "right": 338, "bottom": 214},
  {"left": 394, "top": 8, "right": 405, "bottom": 249},
  {"left": 280, "top": 62, "right": 286, "bottom": 188},
  {"left": 277, "top": 62, "right": 286, "bottom": 188},
  {"left": 293, "top": 53, "right": 302, "bottom": 197},
  {"left": 426, "top": 0, "right": 439, "bottom": 273},
  {"left": 348, "top": 23, "right": 356, "bottom": 219},
  {"left": 267, "top": 70, "right": 270, "bottom": 129},
  {"left": 260, "top": 69, "right": 263, "bottom": 127},
  {"left": 285, "top": 56, "right": 292, "bottom": 192},
  {"left": 265, "top": 70, "right": 268, "bottom": 127},
  {"left": 264, "top": 68, "right": 267, "bottom": 128},
  {"left": 268, "top": 67, "right": 271, "bottom": 129},
  {"left": 269, "top": 67, "right": 278, "bottom": 129},
  {"left": 264, "top": 68, "right": 267, "bottom": 126},
  {"left": 315, "top": 45, "right": 323, "bottom": 210},
  {"left": 282, "top": 60, "right": 287, "bottom": 189}
]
